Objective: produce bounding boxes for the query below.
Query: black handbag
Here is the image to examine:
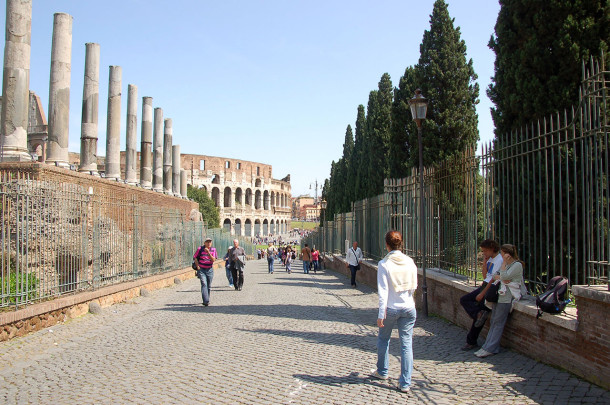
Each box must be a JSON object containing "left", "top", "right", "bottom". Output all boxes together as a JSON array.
[{"left": 485, "top": 282, "right": 500, "bottom": 303}]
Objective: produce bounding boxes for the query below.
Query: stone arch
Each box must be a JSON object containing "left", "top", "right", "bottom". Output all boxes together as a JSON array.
[
  {"left": 275, "top": 193, "right": 280, "bottom": 207},
  {"left": 255, "top": 190, "right": 262, "bottom": 209},
  {"left": 244, "top": 219, "right": 252, "bottom": 237},
  {"left": 263, "top": 190, "right": 270, "bottom": 210},
  {"left": 211, "top": 174, "right": 220, "bottom": 184},
  {"left": 255, "top": 178, "right": 262, "bottom": 187},
  {"left": 263, "top": 218, "right": 269, "bottom": 235},
  {"left": 271, "top": 191, "right": 275, "bottom": 207},
  {"left": 224, "top": 187, "right": 232, "bottom": 208},
  {"left": 223, "top": 218, "right": 231, "bottom": 233},
  {"left": 235, "top": 187, "right": 243, "bottom": 206},
  {"left": 254, "top": 219, "right": 261, "bottom": 236},
  {"left": 199, "top": 185, "right": 208, "bottom": 195},
  {"left": 234, "top": 218, "right": 242, "bottom": 236},
  {"left": 211, "top": 187, "right": 220, "bottom": 207},
  {"left": 270, "top": 219, "right": 275, "bottom": 234},
  {"left": 245, "top": 188, "right": 252, "bottom": 206}
]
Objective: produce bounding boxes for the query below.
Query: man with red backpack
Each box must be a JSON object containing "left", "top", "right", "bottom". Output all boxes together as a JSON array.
[{"left": 193, "top": 237, "right": 217, "bottom": 306}]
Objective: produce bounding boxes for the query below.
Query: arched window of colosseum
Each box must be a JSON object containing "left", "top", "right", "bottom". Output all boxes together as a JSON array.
[
  {"left": 254, "top": 219, "right": 261, "bottom": 236},
  {"left": 270, "top": 219, "right": 275, "bottom": 234},
  {"left": 235, "top": 188, "right": 243, "bottom": 206},
  {"left": 200, "top": 185, "right": 207, "bottom": 195},
  {"left": 212, "top": 174, "right": 220, "bottom": 184},
  {"left": 271, "top": 191, "right": 275, "bottom": 207},
  {"left": 255, "top": 178, "right": 261, "bottom": 188},
  {"left": 255, "top": 190, "right": 262, "bottom": 209},
  {"left": 224, "top": 187, "right": 232, "bottom": 208},
  {"left": 223, "top": 218, "right": 231, "bottom": 232},
  {"left": 234, "top": 219, "right": 242, "bottom": 236},
  {"left": 263, "top": 190, "right": 270, "bottom": 210},
  {"left": 263, "top": 219, "right": 269, "bottom": 235},
  {"left": 245, "top": 219, "right": 252, "bottom": 237},
  {"left": 245, "top": 188, "right": 252, "bottom": 205},
  {"left": 211, "top": 187, "right": 220, "bottom": 207},
  {"left": 276, "top": 193, "right": 280, "bottom": 207}
]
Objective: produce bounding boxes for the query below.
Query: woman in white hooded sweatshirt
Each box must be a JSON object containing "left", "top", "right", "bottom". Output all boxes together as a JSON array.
[{"left": 371, "top": 231, "right": 418, "bottom": 393}]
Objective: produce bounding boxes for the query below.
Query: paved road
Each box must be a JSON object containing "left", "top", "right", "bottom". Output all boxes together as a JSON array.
[{"left": 1, "top": 259, "right": 608, "bottom": 404}]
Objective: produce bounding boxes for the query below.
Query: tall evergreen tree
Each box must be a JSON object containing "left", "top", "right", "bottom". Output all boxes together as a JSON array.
[
  {"left": 488, "top": 0, "right": 609, "bottom": 140},
  {"left": 340, "top": 125, "right": 355, "bottom": 212},
  {"left": 365, "top": 73, "right": 394, "bottom": 197},
  {"left": 415, "top": 0, "right": 479, "bottom": 167},
  {"left": 351, "top": 105, "right": 367, "bottom": 202},
  {"left": 389, "top": 66, "right": 419, "bottom": 178}
]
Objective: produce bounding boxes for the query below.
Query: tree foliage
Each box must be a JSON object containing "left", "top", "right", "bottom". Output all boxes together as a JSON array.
[
  {"left": 488, "top": 0, "right": 609, "bottom": 141},
  {"left": 187, "top": 185, "right": 220, "bottom": 228}
]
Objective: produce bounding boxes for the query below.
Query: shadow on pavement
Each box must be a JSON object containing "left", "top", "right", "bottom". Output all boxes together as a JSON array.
[{"left": 293, "top": 372, "right": 401, "bottom": 393}]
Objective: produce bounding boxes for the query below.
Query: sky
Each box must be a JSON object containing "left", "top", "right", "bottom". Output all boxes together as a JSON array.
[{"left": 1, "top": 0, "right": 501, "bottom": 198}]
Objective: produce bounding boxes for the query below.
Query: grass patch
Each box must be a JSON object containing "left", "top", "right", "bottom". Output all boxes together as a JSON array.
[{"left": 290, "top": 221, "right": 318, "bottom": 230}]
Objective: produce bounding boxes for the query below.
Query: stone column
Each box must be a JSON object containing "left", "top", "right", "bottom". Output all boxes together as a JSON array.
[
  {"left": 152, "top": 107, "right": 163, "bottom": 191},
  {"left": 172, "top": 145, "right": 180, "bottom": 196},
  {"left": 0, "top": 0, "right": 32, "bottom": 161},
  {"left": 46, "top": 12, "right": 72, "bottom": 167},
  {"left": 180, "top": 169, "right": 187, "bottom": 198},
  {"left": 139, "top": 96, "right": 153, "bottom": 188},
  {"left": 124, "top": 84, "right": 137, "bottom": 184},
  {"left": 79, "top": 43, "right": 100, "bottom": 174},
  {"left": 104, "top": 65, "right": 121, "bottom": 180},
  {"left": 162, "top": 118, "right": 172, "bottom": 194}
]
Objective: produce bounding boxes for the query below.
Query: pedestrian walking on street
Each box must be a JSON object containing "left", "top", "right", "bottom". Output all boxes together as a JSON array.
[
  {"left": 223, "top": 248, "right": 234, "bottom": 289},
  {"left": 475, "top": 244, "right": 526, "bottom": 358},
  {"left": 301, "top": 243, "right": 312, "bottom": 274},
  {"left": 193, "top": 237, "right": 217, "bottom": 306},
  {"left": 459, "top": 239, "right": 503, "bottom": 351},
  {"left": 285, "top": 246, "right": 293, "bottom": 274},
  {"left": 229, "top": 239, "right": 247, "bottom": 291},
  {"left": 371, "top": 231, "right": 418, "bottom": 393},
  {"left": 346, "top": 241, "right": 363, "bottom": 287},
  {"left": 311, "top": 248, "right": 320, "bottom": 273},
  {"left": 267, "top": 243, "right": 278, "bottom": 274}
]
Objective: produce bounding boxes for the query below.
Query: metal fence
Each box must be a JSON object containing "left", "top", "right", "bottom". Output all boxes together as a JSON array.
[
  {"left": 0, "top": 170, "right": 254, "bottom": 309},
  {"left": 304, "top": 55, "right": 609, "bottom": 291}
]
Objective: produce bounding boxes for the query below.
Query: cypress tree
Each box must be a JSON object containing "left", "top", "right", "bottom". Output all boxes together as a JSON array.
[
  {"left": 389, "top": 66, "right": 419, "bottom": 178},
  {"left": 351, "top": 105, "right": 367, "bottom": 202},
  {"left": 488, "top": 0, "right": 609, "bottom": 140},
  {"left": 416, "top": 0, "right": 479, "bottom": 166},
  {"left": 340, "top": 125, "right": 355, "bottom": 212}
]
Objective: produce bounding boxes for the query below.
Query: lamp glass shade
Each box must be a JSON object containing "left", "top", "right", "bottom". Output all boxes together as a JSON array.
[
  {"left": 408, "top": 90, "right": 428, "bottom": 120},
  {"left": 321, "top": 199, "right": 327, "bottom": 209}
]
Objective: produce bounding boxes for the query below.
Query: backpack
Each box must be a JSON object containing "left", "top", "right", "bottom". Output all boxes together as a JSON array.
[
  {"left": 535, "top": 276, "right": 570, "bottom": 318},
  {"left": 291, "top": 251, "right": 296, "bottom": 260}
]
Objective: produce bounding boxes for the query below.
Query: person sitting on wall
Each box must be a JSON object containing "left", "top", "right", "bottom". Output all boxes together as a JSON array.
[{"left": 459, "top": 239, "right": 503, "bottom": 351}]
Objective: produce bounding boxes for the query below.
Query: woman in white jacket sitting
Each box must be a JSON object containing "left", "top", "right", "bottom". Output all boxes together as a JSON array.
[{"left": 371, "top": 231, "right": 418, "bottom": 393}]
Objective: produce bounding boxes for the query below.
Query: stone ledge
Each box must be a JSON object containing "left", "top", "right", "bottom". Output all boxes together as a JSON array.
[{"left": 572, "top": 285, "right": 610, "bottom": 303}]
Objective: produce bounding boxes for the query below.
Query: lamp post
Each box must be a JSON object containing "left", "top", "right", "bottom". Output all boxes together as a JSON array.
[
  {"left": 408, "top": 88, "right": 429, "bottom": 317},
  {"left": 321, "top": 199, "right": 327, "bottom": 268}
]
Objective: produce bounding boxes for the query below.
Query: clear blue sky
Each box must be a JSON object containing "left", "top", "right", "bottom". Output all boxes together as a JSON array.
[{"left": 1, "top": 0, "right": 501, "bottom": 198}]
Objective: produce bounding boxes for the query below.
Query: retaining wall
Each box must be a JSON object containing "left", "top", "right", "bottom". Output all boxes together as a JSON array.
[{"left": 322, "top": 254, "right": 610, "bottom": 390}]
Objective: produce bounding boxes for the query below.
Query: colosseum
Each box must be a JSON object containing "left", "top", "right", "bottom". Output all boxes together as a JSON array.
[{"left": 180, "top": 153, "right": 292, "bottom": 237}]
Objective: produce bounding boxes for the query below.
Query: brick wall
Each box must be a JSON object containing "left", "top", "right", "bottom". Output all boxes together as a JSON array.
[
  {"left": 0, "top": 162, "right": 198, "bottom": 218},
  {"left": 322, "top": 254, "right": 610, "bottom": 389}
]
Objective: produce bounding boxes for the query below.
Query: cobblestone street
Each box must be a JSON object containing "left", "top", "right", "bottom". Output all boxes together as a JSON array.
[{"left": 0, "top": 258, "right": 608, "bottom": 404}]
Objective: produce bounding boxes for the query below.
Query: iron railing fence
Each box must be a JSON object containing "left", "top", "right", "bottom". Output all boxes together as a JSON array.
[
  {"left": 304, "top": 55, "right": 609, "bottom": 291},
  {"left": 0, "top": 168, "right": 256, "bottom": 309}
]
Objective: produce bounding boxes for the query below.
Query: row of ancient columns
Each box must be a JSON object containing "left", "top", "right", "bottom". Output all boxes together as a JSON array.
[{"left": 0, "top": 1, "right": 187, "bottom": 198}]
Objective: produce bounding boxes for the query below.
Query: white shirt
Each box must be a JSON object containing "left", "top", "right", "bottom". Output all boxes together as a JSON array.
[
  {"left": 346, "top": 247, "right": 363, "bottom": 266},
  {"left": 377, "top": 253, "right": 416, "bottom": 319},
  {"left": 484, "top": 253, "right": 504, "bottom": 283}
]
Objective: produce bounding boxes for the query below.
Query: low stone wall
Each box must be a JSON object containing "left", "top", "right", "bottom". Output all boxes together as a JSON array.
[
  {"left": 0, "top": 260, "right": 225, "bottom": 342},
  {"left": 322, "top": 254, "right": 610, "bottom": 389}
]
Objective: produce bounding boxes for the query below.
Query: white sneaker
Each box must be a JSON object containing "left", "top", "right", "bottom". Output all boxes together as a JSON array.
[
  {"left": 398, "top": 385, "right": 411, "bottom": 393},
  {"left": 370, "top": 371, "right": 388, "bottom": 380},
  {"left": 474, "top": 348, "right": 494, "bottom": 358},
  {"left": 229, "top": 284, "right": 234, "bottom": 288}
]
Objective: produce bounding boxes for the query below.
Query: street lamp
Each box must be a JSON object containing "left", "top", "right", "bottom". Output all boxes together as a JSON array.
[
  {"left": 408, "top": 88, "right": 429, "bottom": 317},
  {"left": 320, "top": 199, "right": 327, "bottom": 268}
]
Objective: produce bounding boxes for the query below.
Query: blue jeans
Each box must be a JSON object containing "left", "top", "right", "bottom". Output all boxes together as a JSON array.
[
  {"left": 225, "top": 267, "right": 233, "bottom": 285},
  {"left": 303, "top": 260, "right": 310, "bottom": 273},
  {"left": 268, "top": 258, "right": 274, "bottom": 273},
  {"left": 377, "top": 307, "right": 417, "bottom": 389},
  {"left": 197, "top": 268, "right": 214, "bottom": 304}
]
